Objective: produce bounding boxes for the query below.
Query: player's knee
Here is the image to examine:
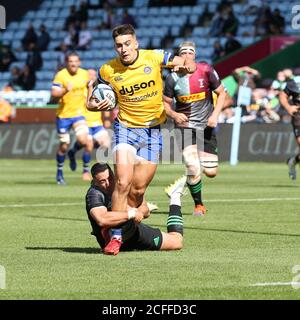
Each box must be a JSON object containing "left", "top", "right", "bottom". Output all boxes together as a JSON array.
[
  {"left": 59, "top": 142, "right": 69, "bottom": 153},
  {"left": 172, "top": 233, "right": 183, "bottom": 250},
  {"left": 130, "top": 187, "right": 145, "bottom": 205},
  {"left": 115, "top": 178, "right": 132, "bottom": 194},
  {"left": 203, "top": 167, "right": 218, "bottom": 178},
  {"left": 76, "top": 135, "right": 87, "bottom": 146},
  {"left": 143, "top": 211, "right": 150, "bottom": 219},
  {"left": 85, "top": 139, "right": 94, "bottom": 153},
  {"left": 201, "top": 158, "right": 218, "bottom": 178},
  {"left": 186, "top": 163, "right": 201, "bottom": 176},
  {"left": 186, "top": 163, "right": 201, "bottom": 185}
]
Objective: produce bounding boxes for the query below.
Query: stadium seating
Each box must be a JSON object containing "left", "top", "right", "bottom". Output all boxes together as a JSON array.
[
  {"left": 0, "top": 90, "right": 51, "bottom": 106},
  {"left": 0, "top": 0, "right": 297, "bottom": 105}
]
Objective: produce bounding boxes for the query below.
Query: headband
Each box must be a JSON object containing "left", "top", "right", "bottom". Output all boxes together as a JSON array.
[{"left": 179, "top": 46, "right": 196, "bottom": 55}]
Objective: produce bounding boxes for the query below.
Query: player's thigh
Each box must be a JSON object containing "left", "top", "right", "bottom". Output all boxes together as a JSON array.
[
  {"left": 94, "top": 128, "right": 111, "bottom": 149},
  {"left": 56, "top": 117, "right": 72, "bottom": 148},
  {"left": 160, "top": 232, "right": 183, "bottom": 250},
  {"left": 72, "top": 119, "right": 88, "bottom": 144},
  {"left": 113, "top": 144, "right": 137, "bottom": 188},
  {"left": 132, "top": 160, "right": 158, "bottom": 191},
  {"left": 182, "top": 144, "right": 201, "bottom": 176}
]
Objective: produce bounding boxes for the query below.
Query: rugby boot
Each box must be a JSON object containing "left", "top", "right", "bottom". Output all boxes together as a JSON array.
[
  {"left": 193, "top": 204, "right": 207, "bottom": 217},
  {"left": 103, "top": 238, "right": 122, "bottom": 256},
  {"left": 56, "top": 171, "right": 66, "bottom": 185},
  {"left": 165, "top": 175, "right": 187, "bottom": 198}
]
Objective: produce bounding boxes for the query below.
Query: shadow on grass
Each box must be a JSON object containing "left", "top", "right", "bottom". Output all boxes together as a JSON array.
[
  {"left": 27, "top": 215, "right": 86, "bottom": 222},
  {"left": 15, "top": 179, "right": 85, "bottom": 186},
  {"left": 248, "top": 184, "right": 300, "bottom": 188},
  {"left": 25, "top": 246, "right": 100, "bottom": 254},
  {"left": 151, "top": 223, "right": 300, "bottom": 238},
  {"left": 13, "top": 180, "right": 54, "bottom": 185}
]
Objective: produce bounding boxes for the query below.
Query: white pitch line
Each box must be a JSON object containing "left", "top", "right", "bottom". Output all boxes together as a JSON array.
[
  {"left": 154, "top": 197, "right": 300, "bottom": 203},
  {"left": 250, "top": 282, "right": 299, "bottom": 287},
  {"left": 0, "top": 202, "right": 82, "bottom": 208},
  {"left": 206, "top": 197, "right": 300, "bottom": 203},
  {"left": 1, "top": 197, "right": 300, "bottom": 208}
]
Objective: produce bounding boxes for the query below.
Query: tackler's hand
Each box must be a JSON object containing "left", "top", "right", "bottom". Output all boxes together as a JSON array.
[
  {"left": 133, "top": 209, "right": 144, "bottom": 224},
  {"left": 288, "top": 105, "right": 300, "bottom": 116},
  {"left": 172, "top": 65, "right": 190, "bottom": 74}
]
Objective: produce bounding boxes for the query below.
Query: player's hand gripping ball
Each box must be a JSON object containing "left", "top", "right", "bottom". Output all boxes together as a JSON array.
[{"left": 91, "top": 83, "right": 117, "bottom": 111}]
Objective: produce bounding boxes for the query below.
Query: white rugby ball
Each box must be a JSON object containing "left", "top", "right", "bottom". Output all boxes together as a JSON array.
[{"left": 92, "top": 83, "right": 117, "bottom": 111}]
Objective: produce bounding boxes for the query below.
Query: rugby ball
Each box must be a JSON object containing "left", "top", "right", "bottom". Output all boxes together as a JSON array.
[{"left": 92, "top": 83, "right": 117, "bottom": 111}]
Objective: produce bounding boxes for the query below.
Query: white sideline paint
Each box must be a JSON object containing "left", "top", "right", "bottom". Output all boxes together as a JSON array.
[
  {"left": 250, "top": 282, "right": 299, "bottom": 287},
  {"left": 206, "top": 197, "right": 300, "bottom": 203},
  {"left": 0, "top": 202, "right": 82, "bottom": 208},
  {"left": 1, "top": 197, "right": 300, "bottom": 208},
  {"left": 155, "top": 197, "right": 300, "bottom": 203}
]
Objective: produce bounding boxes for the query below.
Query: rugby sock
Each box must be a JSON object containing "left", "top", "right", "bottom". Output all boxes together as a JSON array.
[
  {"left": 111, "top": 228, "right": 122, "bottom": 241},
  {"left": 170, "top": 192, "right": 181, "bottom": 207},
  {"left": 56, "top": 153, "right": 65, "bottom": 174},
  {"left": 187, "top": 180, "right": 203, "bottom": 205},
  {"left": 167, "top": 205, "right": 183, "bottom": 235},
  {"left": 82, "top": 152, "right": 91, "bottom": 173},
  {"left": 70, "top": 141, "right": 83, "bottom": 154}
]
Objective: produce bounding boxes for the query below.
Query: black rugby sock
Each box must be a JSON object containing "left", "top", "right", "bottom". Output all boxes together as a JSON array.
[
  {"left": 187, "top": 180, "right": 203, "bottom": 206},
  {"left": 167, "top": 205, "right": 183, "bottom": 235},
  {"left": 70, "top": 141, "right": 83, "bottom": 154}
]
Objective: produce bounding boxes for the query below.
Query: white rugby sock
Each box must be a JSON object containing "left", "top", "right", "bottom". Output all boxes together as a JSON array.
[{"left": 170, "top": 193, "right": 181, "bottom": 207}]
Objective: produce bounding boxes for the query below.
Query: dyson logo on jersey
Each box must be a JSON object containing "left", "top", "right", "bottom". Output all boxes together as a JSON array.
[{"left": 119, "top": 80, "right": 156, "bottom": 96}]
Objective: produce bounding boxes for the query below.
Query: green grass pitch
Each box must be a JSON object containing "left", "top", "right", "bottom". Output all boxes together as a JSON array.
[{"left": 1, "top": 159, "right": 300, "bottom": 300}]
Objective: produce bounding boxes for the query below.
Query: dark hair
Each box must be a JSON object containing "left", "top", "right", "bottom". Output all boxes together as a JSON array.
[
  {"left": 112, "top": 24, "right": 135, "bottom": 40},
  {"left": 91, "top": 162, "right": 113, "bottom": 178},
  {"left": 65, "top": 52, "right": 80, "bottom": 62}
]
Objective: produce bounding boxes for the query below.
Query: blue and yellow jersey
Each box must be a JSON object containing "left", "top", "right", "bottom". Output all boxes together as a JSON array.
[
  {"left": 99, "top": 49, "right": 173, "bottom": 128},
  {"left": 84, "top": 109, "right": 103, "bottom": 128},
  {"left": 52, "top": 68, "right": 89, "bottom": 118}
]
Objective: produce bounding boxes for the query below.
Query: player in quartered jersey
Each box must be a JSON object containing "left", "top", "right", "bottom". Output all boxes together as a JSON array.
[
  {"left": 164, "top": 41, "right": 232, "bottom": 216},
  {"left": 280, "top": 80, "right": 300, "bottom": 179},
  {"left": 86, "top": 24, "right": 197, "bottom": 221},
  {"left": 51, "top": 52, "right": 89, "bottom": 185}
]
